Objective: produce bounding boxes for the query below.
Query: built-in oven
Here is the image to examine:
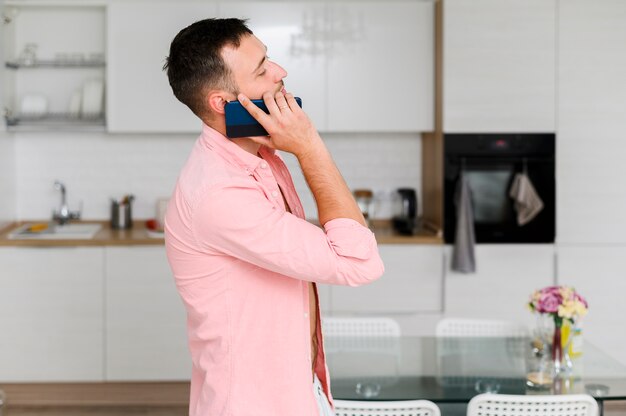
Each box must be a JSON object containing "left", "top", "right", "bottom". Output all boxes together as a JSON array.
[{"left": 444, "top": 133, "right": 555, "bottom": 244}]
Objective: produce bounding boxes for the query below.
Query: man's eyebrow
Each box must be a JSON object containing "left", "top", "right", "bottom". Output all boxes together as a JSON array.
[{"left": 252, "top": 45, "right": 268, "bottom": 74}]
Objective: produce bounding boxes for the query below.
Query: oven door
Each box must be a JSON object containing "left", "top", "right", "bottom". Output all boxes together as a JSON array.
[{"left": 444, "top": 157, "right": 555, "bottom": 243}]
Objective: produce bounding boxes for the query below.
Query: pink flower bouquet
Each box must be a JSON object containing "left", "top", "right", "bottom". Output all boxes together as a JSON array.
[{"left": 528, "top": 285, "right": 588, "bottom": 325}]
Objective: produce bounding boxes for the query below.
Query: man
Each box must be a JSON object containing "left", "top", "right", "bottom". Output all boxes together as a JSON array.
[{"left": 163, "top": 18, "right": 384, "bottom": 416}]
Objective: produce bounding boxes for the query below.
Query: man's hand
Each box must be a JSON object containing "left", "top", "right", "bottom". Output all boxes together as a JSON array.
[
  {"left": 238, "top": 90, "right": 365, "bottom": 227},
  {"left": 237, "top": 91, "right": 322, "bottom": 159}
]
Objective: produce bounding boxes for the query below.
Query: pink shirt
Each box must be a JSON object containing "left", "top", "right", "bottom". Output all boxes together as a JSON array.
[{"left": 165, "top": 125, "right": 384, "bottom": 416}]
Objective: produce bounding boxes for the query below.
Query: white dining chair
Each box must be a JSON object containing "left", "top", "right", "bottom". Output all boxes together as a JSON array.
[
  {"left": 334, "top": 399, "right": 441, "bottom": 416},
  {"left": 435, "top": 318, "right": 528, "bottom": 391},
  {"left": 323, "top": 317, "right": 402, "bottom": 388},
  {"left": 322, "top": 317, "right": 401, "bottom": 338},
  {"left": 435, "top": 318, "right": 529, "bottom": 338},
  {"left": 467, "top": 393, "right": 599, "bottom": 416}
]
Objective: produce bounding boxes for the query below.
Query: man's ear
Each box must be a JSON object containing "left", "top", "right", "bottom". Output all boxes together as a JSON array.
[{"left": 207, "top": 91, "right": 233, "bottom": 115}]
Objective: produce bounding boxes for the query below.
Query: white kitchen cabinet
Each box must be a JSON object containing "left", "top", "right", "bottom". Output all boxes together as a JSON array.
[
  {"left": 443, "top": 0, "right": 556, "bottom": 132},
  {"left": 556, "top": 0, "right": 626, "bottom": 244},
  {"left": 105, "top": 246, "right": 190, "bottom": 380},
  {"left": 330, "top": 245, "right": 443, "bottom": 315},
  {"left": 107, "top": 0, "right": 433, "bottom": 133},
  {"left": 106, "top": 1, "right": 215, "bottom": 133},
  {"left": 326, "top": 1, "right": 434, "bottom": 132},
  {"left": 0, "top": 247, "right": 104, "bottom": 382},
  {"left": 327, "top": 1, "right": 434, "bottom": 132},
  {"left": 2, "top": 3, "right": 106, "bottom": 131},
  {"left": 557, "top": 245, "right": 626, "bottom": 366},
  {"left": 219, "top": 1, "right": 327, "bottom": 130},
  {"left": 444, "top": 245, "right": 554, "bottom": 327}
]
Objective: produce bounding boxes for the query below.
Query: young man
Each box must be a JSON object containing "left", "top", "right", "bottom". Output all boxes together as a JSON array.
[{"left": 163, "top": 18, "right": 384, "bottom": 416}]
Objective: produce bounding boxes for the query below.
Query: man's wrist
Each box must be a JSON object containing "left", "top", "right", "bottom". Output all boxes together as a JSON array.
[{"left": 295, "top": 136, "right": 326, "bottom": 163}]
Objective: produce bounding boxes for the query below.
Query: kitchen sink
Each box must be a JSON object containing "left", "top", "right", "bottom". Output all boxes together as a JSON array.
[{"left": 8, "top": 223, "right": 102, "bottom": 240}]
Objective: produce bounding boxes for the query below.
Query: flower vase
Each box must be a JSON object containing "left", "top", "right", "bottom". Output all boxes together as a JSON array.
[
  {"left": 552, "top": 321, "right": 564, "bottom": 375},
  {"left": 552, "top": 319, "right": 573, "bottom": 378}
]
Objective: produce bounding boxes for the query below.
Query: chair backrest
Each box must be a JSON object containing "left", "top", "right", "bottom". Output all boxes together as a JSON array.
[
  {"left": 322, "top": 317, "right": 401, "bottom": 338},
  {"left": 436, "top": 318, "right": 529, "bottom": 338},
  {"left": 467, "top": 393, "right": 598, "bottom": 416},
  {"left": 334, "top": 399, "right": 441, "bottom": 416}
]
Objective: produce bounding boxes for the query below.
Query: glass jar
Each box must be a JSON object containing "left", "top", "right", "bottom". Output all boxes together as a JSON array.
[{"left": 353, "top": 189, "right": 374, "bottom": 224}]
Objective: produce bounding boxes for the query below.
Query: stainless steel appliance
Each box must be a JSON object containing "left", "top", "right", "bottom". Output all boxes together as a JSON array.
[{"left": 444, "top": 133, "right": 555, "bottom": 243}]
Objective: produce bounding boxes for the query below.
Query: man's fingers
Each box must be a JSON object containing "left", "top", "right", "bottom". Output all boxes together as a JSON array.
[
  {"left": 285, "top": 93, "right": 299, "bottom": 111},
  {"left": 237, "top": 94, "right": 271, "bottom": 124},
  {"left": 263, "top": 91, "right": 280, "bottom": 115},
  {"left": 275, "top": 92, "right": 289, "bottom": 112}
]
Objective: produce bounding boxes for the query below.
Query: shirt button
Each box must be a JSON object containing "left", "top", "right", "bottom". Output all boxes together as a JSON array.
[
  {"left": 261, "top": 162, "right": 268, "bottom": 169},
  {"left": 304, "top": 312, "right": 309, "bottom": 318},
  {"left": 271, "top": 190, "right": 279, "bottom": 198}
]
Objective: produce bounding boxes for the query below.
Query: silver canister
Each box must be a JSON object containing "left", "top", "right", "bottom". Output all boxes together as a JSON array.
[{"left": 110, "top": 195, "right": 134, "bottom": 230}]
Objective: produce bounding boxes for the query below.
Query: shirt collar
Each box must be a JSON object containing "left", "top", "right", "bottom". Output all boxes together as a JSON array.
[{"left": 201, "top": 123, "right": 276, "bottom": 175}]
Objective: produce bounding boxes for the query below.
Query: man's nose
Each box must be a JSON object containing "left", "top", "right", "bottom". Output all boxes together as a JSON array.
[{"left": 270, "top": 61, "right": 288, "bottom": 81}]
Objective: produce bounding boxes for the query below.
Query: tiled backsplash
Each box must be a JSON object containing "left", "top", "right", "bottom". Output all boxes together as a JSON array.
[{"left": 13, "top": 131, "right": 422, "bottom": 221}]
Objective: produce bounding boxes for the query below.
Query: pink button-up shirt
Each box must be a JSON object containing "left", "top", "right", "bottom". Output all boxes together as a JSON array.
[{"left": 165, "top": 125, "right": 384, "bottom": 416}]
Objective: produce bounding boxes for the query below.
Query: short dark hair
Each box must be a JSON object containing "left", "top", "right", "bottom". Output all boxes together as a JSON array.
[{"left": 163, "top": 18, "right": 253, "bottom": 119}]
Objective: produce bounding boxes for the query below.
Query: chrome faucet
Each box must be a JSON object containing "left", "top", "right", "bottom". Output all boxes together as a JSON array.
[{"left": 53, "top": 180, "right": 81, "bottom": 225}]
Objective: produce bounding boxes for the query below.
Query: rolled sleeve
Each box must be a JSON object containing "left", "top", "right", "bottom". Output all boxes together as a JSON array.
[
  {"left": 324, "top": 218, "right": 376, "bottom": 260},
  {"left": 192, "top": 182, "right": 384, "bottom": 286},
  {"left": 323, "top": 218, "right": 385, "bottom": 286}
]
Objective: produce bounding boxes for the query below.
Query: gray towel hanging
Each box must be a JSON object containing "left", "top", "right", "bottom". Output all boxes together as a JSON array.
[{"left": 452, "top": 173, "right": 476, "bottom": 273}]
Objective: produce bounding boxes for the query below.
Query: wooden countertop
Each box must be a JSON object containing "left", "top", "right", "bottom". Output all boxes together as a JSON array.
[
  {"left": 0, "top": 220, "right": 164, "bottom": 247},
  {"left": 369, "top": 220, "right": 443, "bottom": 244},
  {"left": 0, "top": 219, "right": 443, "bottom": 247}
]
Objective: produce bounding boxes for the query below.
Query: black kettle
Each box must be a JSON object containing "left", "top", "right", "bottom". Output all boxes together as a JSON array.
[{"left": 392, "top": 188, "right": 419, "bottom": 235}]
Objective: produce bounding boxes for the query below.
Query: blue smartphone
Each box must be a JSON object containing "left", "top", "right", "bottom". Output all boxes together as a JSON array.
[{"left": 225, "top": 97, "right": 302, "bottom": 138}]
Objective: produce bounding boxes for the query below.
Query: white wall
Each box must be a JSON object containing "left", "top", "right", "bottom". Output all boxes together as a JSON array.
[
  {"left": 13, "top": 132, "right": 422, "bottom": 221},
  {"left": 0, "top": 133, "right": 16, "bottom": 228}
]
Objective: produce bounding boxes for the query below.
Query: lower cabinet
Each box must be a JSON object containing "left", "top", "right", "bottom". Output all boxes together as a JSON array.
[
  {"left": 105, "top": 246, "right": 190, "bottom": 380},
  {"left": 0, "top": 247, "right": 104, "bottom": 382},
  {"left": 557, "top": 245, "right": 626, "bottom": 366},
  {"left": 444, "top": 244, "right": 555, "bottom": 328},
  {"left": 17, "top": 242, "right": 623, "bottom": 379},
  {"left": 329, "top": 245, "right": 444, "bottom": 316}
]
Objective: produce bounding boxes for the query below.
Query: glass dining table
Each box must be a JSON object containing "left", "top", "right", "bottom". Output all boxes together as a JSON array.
[{"left": 326, "top": 336, "right": 626, "bottom": 416}]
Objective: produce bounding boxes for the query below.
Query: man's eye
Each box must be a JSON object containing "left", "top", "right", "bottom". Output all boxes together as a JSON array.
[{"left": 258, "top": 70, "right": 267, "bottom": 76}]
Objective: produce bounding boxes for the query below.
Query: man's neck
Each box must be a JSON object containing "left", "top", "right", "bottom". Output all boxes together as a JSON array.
[
  {"left": 233, "top": 137, "right": 263, "bottom": 156},
  {"left": 206, "top": 117, "right": 262, "bottom": 156}
]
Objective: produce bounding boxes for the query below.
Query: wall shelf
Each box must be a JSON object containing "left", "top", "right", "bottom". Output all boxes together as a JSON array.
[
  {"left": 5, "top": 113, "right": 105, "bottom": 132},
  {"left": 2, "top": 3, "right": 107, "bottom": 131},
  {"left": 5, "top": 60, "right": 106, "bottom": 69}
]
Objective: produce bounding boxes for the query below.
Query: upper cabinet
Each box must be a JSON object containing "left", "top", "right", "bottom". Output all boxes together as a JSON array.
[
  {"left": 218, "top": 1, "right": 327, "bottom": 130},
  {"left": 4, "top": 1, "right": 434, "bottom": 133},
  {"left": 2, "top": 2, "right": 106, "bottom": 131},
  {"left": 106, "top": 1, "right": 213, "bottom": 133},
  {"left": 556, "top": 0, "right": 626, "bottom": 244},
  {"left": 108, "top": 0, "right": 434, "bottom": 133},
  {"left": 326, "top": 1, "right": 434, "bottom": 132},
  {"left": 443, "top": 0, "right": 556, "bottom": 133}
]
